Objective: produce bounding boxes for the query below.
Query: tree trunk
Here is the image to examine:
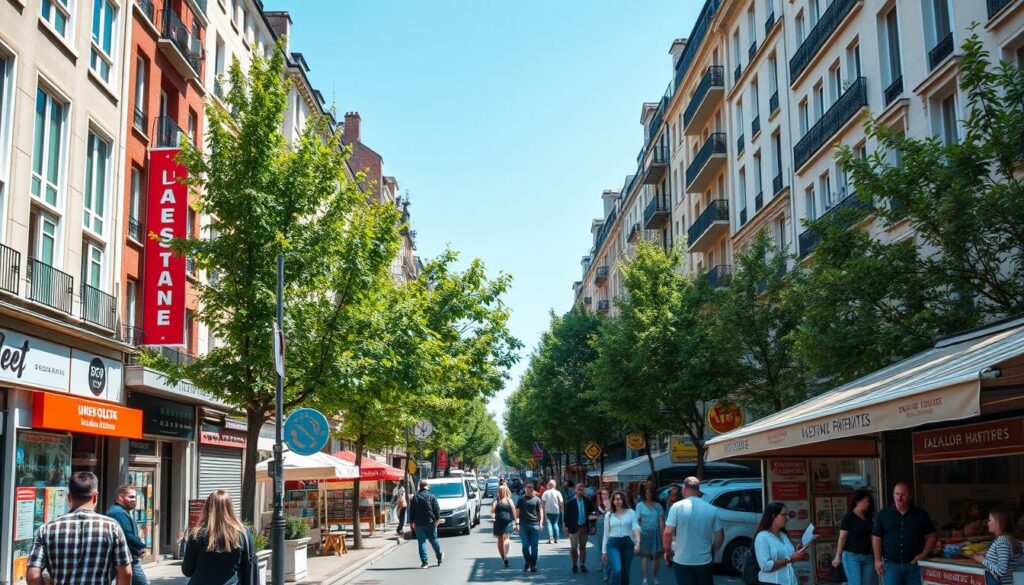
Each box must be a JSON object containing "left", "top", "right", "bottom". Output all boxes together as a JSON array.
[
  {"left": 241, "top": 408, "right": 269, "bottom": 523},
  {"left": 352, "top": 432, "right": 365, "bottom": 550},
  {"left": 644, "top": 431, "right": 657, "bottom": 485}
]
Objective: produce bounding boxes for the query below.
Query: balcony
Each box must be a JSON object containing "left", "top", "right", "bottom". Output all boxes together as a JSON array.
[
  {"left": 769, "top": 90, "right": 779, "bottom": 115},
  {"left": 789, "top": 0, "right": 862, "bottom": 83},
  {"left": 793, "top": 77, "right": 867, "bottom": 171},
  {"left": 773, "top": 173, "right": 784, "bottom": 194},
  {"left": 122, "top": 326, "right": 145, "bottom": 347},
  {"left": 748, "top": 41, "right": 757, "bottom": 61},
  {"left": 138, "top": 0, "right": 155, "bottom": 22},
  {"left": 798, "top": 186, "right": 873, "bottom": 258},
  {"left": 739, "top": 207, "right": 748, "bottom": 225},
  {"left": 706, "top": 264, "right": 733, "bottom": 289},
  {"left": 755, "top": 191, "right": 764, "bottom": 211},
  {"left": 27, "top": 258, "right": 74, "bottom": 314},
  {"left": 752, "top": 115, "right": 761, "bottom": 137},
  {"left": 687, "top": 199, "right": 730, "bottom": 252},
  {"left": 672, "top": 0, "right": 723, "bottom": 93},
  {"left": 81, "top": 284, "right": 117, "bottom": 330},
  {"left": 643, "top": 194, "right": 671, "bottom": 230},
  {"left": 928, "top": 33, "right": 953, "bottom": 71},
  {"left": 0, "top": 243, "right": 20, "bottom": 295},
  {"left": 641, "top": 144, "right": 669, "bottom": 185},
  {"left": 594, "top": 208, "right": 617, "bottom": 253},
  {"left": 597, "top": 300, "right": 610, "bottom": 314},
  {"left": 734, "top": 64, "right": 742, "bottom": 84},
  {"left": 583, "top": 296, "right": 592, "bottom": 306},
  {"left": 214, "top": 78, "right": 226, "bottom": 101},
  {"left": 737, "top": 134, "right": 745, "bottom": 155},
  {"left": 595, "top": 265, "right": 609, "bottom": 286},
  {"left": 686, "top": 133, "right": 728, "bottom": 193},
  {"left": 989, "top": 0, "right": 1017, "bottom": 18},
  {"left": 186, "top": 256, "right": 197, "bottom": 276},
  {"left": 133, "top": 107, "right": 147, "bottom": 135},
  {"left": 883, "top": 76, "right": 903, "bottom": 107},
  {"left": 626, "top": 223, "right": 641, "bottom": 243},
  {"left": 128, "top": 217, "right": 143, "bottom": 242},
  {"left": 683, "top": 66, "right": 725, "bottom": 135},
  {"left": 765, "top": 12, "right": 776, "bottom": 35},
  {"left": 158, "top": 8, "right": 203, "bottom": 82},
  {"left": 154, "top": 116, "right": 188, "bottom": 148},
  {"left": 152, "top": 345, "right": 197, "bottom": 366}
]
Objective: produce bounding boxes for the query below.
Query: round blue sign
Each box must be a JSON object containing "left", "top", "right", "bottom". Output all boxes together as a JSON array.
[{"left": 283, "top": 408, "right": 330, "bottom": 456}]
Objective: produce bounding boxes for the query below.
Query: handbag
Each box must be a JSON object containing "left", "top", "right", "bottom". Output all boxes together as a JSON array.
[
  {"left": 832, "top": 560, "right": 847, "bottom": 583},
  {"left": 242, "top": 529, "right": 260, "bottom": 585},
  {"left": 742, "top": 549, "right": 761, "bottom": 585}
]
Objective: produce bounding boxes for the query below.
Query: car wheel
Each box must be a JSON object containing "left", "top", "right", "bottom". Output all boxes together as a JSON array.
[
  {"left": 723, "top": 538, "right": 752, "bottom": 575},
  {"left": 462, "top": 523, "right": 471, "bottom": 535}
]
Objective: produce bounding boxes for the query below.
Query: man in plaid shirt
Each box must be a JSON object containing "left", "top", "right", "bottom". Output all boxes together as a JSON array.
[{"left": 26, "top": 472, "right": 133, "bottom": 585}]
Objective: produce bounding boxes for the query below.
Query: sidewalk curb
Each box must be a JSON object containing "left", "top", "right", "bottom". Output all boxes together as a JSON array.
[{"left": 321, "top": 538, "right": 401, "bottom": 585}]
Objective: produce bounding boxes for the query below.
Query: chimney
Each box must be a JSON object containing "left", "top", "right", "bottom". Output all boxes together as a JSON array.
[
  {"left": 343, "top": 112, "right": 361, "bottom": 143},
  {"left": 670, "top": 38, "right": 689, "bottom": 70}
]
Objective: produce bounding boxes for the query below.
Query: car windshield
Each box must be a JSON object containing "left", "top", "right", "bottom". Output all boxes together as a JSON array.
[{"left": 428, "top": 482, "right": 465, "bottom": 498}]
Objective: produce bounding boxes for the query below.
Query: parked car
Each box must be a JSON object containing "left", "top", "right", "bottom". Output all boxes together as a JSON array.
[
  {"left": 423, "top": 477, "right": 472, "bottom": 535},
  {"left": 485, "top": 477, "right": 500, "bottom": 498},
  {"left": 464, "top": 476, "right": 482, "bottom": 527},
  {"left": 699, "top": 479, "right": 763, "bottom": 575}
]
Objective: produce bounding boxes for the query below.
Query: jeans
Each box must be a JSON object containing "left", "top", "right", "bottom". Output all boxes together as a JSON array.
[
  {"left": 131, "top": 560, "right": 149, "bottom": 585},
  {"left": 672, "top": 562, "right": 714, "bottom": 585},
  {"left": 606, "top": 536, "right": 635, "bottom": 585},
  {"left": 882, "top": 561, "right": 922, "bottom": 585},
  {"left": 520, "top": 523, "right": 541, "bottom": 567},
  {"left": 415, "top": 525, "right": 442, "bottom": 565},
  {"left": 396, "top": 506, "right": 407, "bottom": 533},
  {"left": 843, "top": 552, "right": 877, "bottom": 585},
  {"left": 545, "top": 512, "right": 562, "bottom": 541}
]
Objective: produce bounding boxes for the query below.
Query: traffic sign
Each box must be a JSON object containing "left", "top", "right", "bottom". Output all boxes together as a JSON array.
[
  {"left": 417, "top": 459, "right": 433, "bottom": 473},
  {"left": 584, "top": 442, "right": 602, "bottom": 460},
  {"left": 412, "top": 419, "right": 433, "bottom": 441},
  {"left": 408, "top": 460, "right": 417, "bottom": 474},
  {"left": 283, "top": 408, "right": 330, "bottom": 456},
  {"left": 626, "top": 433, "right": 646, "bottom": 450}
]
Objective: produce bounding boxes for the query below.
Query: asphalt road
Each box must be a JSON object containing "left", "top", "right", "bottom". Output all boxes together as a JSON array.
[{"left": 346, "top": 498, "right": 745, "bottom": 585}]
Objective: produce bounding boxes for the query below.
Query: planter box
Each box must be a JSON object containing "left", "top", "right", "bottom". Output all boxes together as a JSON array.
[
  {"left": 256, "top": 549, "right": 271, "bottom": 584},
  {"left": 284, "top": 537, "right": 310, "bottom": 582}
]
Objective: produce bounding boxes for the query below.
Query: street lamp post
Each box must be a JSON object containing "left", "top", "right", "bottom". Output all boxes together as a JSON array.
[{"left": 271, "top": 254, "right": 285, "bottom": 585}]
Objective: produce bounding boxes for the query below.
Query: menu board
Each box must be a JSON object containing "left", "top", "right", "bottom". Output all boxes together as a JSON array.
[{"left": 284, "top": 489, "right": 320, "bottom": 527}]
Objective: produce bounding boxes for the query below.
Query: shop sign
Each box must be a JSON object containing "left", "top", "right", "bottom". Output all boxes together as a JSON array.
[
  {"left": 921, "top": 565, "right": 986, "bottom": 585},
  {"left": 200, "top": 423, "right": 246, "bottom": 448},
  {"left": 0, "top": 328, "right": 71, "bottom": 392},
  {"left": 32, "top": 392, "right": 143, "bottom": 439},
  {"left": 70, "top": 350, "right": 123, "bottom": 403},
  {"left": 142, "top": 148, "right": 188, "bottom": 346},
  {"left": 438, "top": 449, "right": 448, "bottom": 469},
  {"left": 188, "top": 499, "right": 205, "bottom": 531},
  {"left": 626, "top": 433, "right": 646, "bottom": 450},
  {"left": 129, "top": 439, "right": 157, "bottom": 456},
  {"left": 707, "top": 400, "right": 744, "bottom": 434},
  {"left": 670, "top": 435, "right": 698, "bottom": 464},
  {"left": 128, "top": 393, "right": 195, "bottom": 439},
  {"left": 912, "top": 417, "right": 1024, "bottom": 462}
]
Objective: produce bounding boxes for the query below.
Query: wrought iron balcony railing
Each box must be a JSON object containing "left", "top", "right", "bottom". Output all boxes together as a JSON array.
[
  {"left": 161, "top": 8, "right": 203, "bottom": 76},
  {"left": 81, "top": 284, "right": 117, "bottom": 330},
  {"left": 755, "top": 191, "right": 764, "bottom": 211},
  {"left": 765, "top": 12, "right": 776, "bottom": 35},
  {"left": 737, "top": 134, "right": 745, "bottom": 155},
  {"left": 128, "top": 217, "right": 143, "bottom": 242},
  {"left": 0, "top": 242, "right": 20, "bottom": 295},
  {"left": 928, "top": 32, "right": 953, "bottom": 71},
  {"left": 122, "top": 325, "right": 145, "bottom": 347},
  {"left": 769, "top": 90, "right": 779, "bottom": 115},
  {"left": 752, "top": 115, "right": 761, "bottom": 137},
  {"left": 138, "top": 0, "right": 155, "bottom": 22},
  {"left": 686, "top": 133, "right": 728, "bottom": 189},
  {"left": 643, "top": 193, "right": 671, "bottom": 229},
  {"left": 595, "top": 265, "right": 610, "bottom": 284},
  {"left": 789, "top": 0, "right": 862, "bottom": 82},
  {"left": 706, "top": 264, "right": 733, "bottom": 289},
  {"left": 597, "top": 299, "right": 610, "bottom": 313},
  {"left": 154, "top": 116, "right": 188, "bottom": 148},
  {"left": 27, "top": 257, "right": 74, "bottom": 314},
  {"left": 594, "top": 208, "right": 617, "bottom": 254},
  {"left": 988, "top": 0, "right": 1015, "bottom": 18},
  {"left": 793, "top": 77, "right": 867, "bottom": 171},
  {"left": 133, "top": 107, "right": 147, "bottom": 134},
  {"left": 734, "top": 63, "right": 742, "bottom": 83},
  {"left": 749, "top": 41, "right": 758, "bottom": 61},
  {"left": 687, "top": 199, "right": 730, "bottom": 247},
  {"left": 740, "top": 207, "right": 748, "bottom": 225},
  {"left": 883, "top": 76, "right": 903, "bottom": 107},
  {"left": 773, "top": 173, "right": 784, "bottom": 194},
  {"left": 798, "top": 186, "right": 873, "bottom": 258},
  {"left": 683, "top": 66, "right": 725, "bottom": 129}
]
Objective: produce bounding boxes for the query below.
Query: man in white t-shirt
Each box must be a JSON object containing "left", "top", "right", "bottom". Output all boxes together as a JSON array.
[
  {"left": 662, "top": 477, "right": 724, "bottom": 585},
  {"left": 540, "top": 479, "right": 565, "bottom": 544}
]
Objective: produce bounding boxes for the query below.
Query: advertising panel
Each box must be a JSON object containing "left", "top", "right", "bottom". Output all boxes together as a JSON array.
[{"left": 142, "top": 148, "right": 188, "bottom": 346}]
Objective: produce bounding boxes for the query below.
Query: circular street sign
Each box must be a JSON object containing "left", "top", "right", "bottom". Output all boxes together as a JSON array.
[
  {"left": 626, "top": 433, "right": 646, "bottom": 450},
  {"left": 283, "top": 408, "right": 330, "bottom": 456},
  {"left": 412, "top": 419, "right": 434, "bottom": 441},
  {"left": 707, "top": 400, "right": 744, "bottom": 434},
  {"left": 584, "top": 442, "right": 602, "bottom": 460}
]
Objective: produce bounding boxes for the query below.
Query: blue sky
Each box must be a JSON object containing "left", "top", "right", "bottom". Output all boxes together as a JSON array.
[{"left": 265, "top": 1, "right": 700, "bottom": 426}]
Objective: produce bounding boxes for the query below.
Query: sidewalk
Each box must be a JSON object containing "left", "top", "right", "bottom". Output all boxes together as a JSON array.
[{"left": 143, "top": 533, "right": 401, "bottom": 585}]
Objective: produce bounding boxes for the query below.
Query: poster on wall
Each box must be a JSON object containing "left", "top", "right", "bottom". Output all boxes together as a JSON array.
[
  {"left": 142, "top": 148, "right": 188, "bottom": 346},
  {"left": 814, "top": 497, "right": 834, "bottom": 532},
  {"left": 832, "top": 496, "right": 850, "bottom": 526},
  {"left": 811, "top": 460, "right": 837, "bottom": 491},
  {"left": 770, "top": 460, "right": 811, "bottom": 531},
  {"left": 815, "top": 542, "right": 838, "bottom": 580},
  {"left": 15, "top": 488, "right": 36, "bottom": 541}
]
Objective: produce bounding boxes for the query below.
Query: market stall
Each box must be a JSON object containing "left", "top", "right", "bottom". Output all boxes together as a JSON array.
[
  {"left": 706, "top": 316, "right": 1024, "bottom": 585},
  {"left": 323, "top": 451, "right": 405, "bottom": 534}
]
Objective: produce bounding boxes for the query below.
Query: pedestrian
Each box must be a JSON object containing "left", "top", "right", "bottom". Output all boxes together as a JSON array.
[
  {"left": 542, "top": 479, "right": 565, "bottom": 544},
  {"left": 754, "top": 502, "right": 809, "bottom": 585},
  {"left": 971, "top": 509, "right": 1022, "bottom": 585},
  {"left": 26, "top": 471, "right": 133, "bottom": 585},
  {"left": 564, "top": 481, "right": 596, "bottom": 574},
  {"left": 182, "top": 491, "right": 255, "bottom": 585},
  {"left": 662, "top": 477, "right": 723, "bottom": 585},
  {"left": 107, "top": 484, "right": 150, "bottom": 585},
  {"left": 603, "top": 490, "right": 641, "bottom": 585},
  {"left": 392, "top": 481, "right": 408, "bottom": 536},
  {"left": 667, "top": 485, "right": 681, "bottom": 508},
  {"left": 516, "top": 481, "right": 545, "bottom": 573},
  {"left": 871, "top": 482, "right": 937, "bottom": 585},
  {"left": 409, "top": 480, "right": 444, "bottom": 569},
  {"left": 593, "top": 486, "right": 613, "bottom": 581},
  {"left": 637, "top": 485, "right": 665, "bottom": 585},
  {"left": 492, "top": 485, "right": 518, "bottom": 568},
  {"left": 834, "top": 489, "right": 877, "bottom": 585}
]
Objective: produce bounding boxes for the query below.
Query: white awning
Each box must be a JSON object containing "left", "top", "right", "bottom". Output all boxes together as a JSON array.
[
  {"left": 255, "top": 451, "right": 358, "bottom": 481},
  {"left": 707, "top": 317, "right": 1024, "bottom": 461}
]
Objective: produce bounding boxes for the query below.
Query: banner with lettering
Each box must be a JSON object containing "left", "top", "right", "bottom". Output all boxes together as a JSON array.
[{"left": 142, "top": 148, "right": 187, "bottom": 346}]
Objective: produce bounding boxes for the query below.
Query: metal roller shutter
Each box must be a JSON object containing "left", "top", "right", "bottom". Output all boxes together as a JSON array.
[{"left": 198, "top": 446, "right": 243, "bottom": 515}]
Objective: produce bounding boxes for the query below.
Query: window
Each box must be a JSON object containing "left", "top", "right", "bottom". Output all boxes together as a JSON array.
[
  {"left": 739, "top": 168, "right": 747, "bottom": 211},
  {"left": 776, "top": 217, "right": 788, "bottom": 254},
  {"left": 751, "top": 81, "right": 760, "bottom": 121},
  {"left": 713, "top": 489, "right": 763, "bottom": 513},
  {"left": 129, "top": 168, "right": 141, "bottom": 224},
  {"left": 81, "top": 239, "right": 103, "bottom": 290},
  {"left": 836, "top": 160, "right": 848, "bottom": 196},
  {"left": 883, "top": 8, "right": 903, "bottom": 85},
  {"left": 1016, "top": 45, "right": 1024, "bottom": 70},
  {"left": 829, "top": 62, "right": 842, "bottom": 104},
  {"left": 814, "top": 82, "right": 825, "bottom": 120},
  {"left": 799, "top": 99, "right": 809, "bottom": 135},
  {"left": 768, "top": 54, "right": 779, "bottom": 93},
  {"left": 126, "top": 279, "right": 137, "bottom": 330},
  {"left": 754, "top": 152, "right": 763, "bottom": 193},
  {"left": 29, "top": 208, "right": 59, "bottom": 265},
  {"left": 188, "top": 109, "right": 197, "bottom": 144},
  {"left": 83, "top": 132, "right": 109, "bottom": 236},
  {"left": 772, "top": 132, "right": 783, "bottom": 178},
  {"left": 0, "top": 53, "right": 12, "bottom": 237},
  {"left": 810, "top": 0, "right": 821, "bottom": 26},
  {"left": 820, "top": 172, "right": 833, "bottom": 208},
  {"left": 747, "top": 5, "right": 756, "bottom": 45},
  {"left": 805, "top": 185, "right": 817, "bottom": 221},
  {"left": 31, "top": 88, "right": 66, "bottom": 208},
  {"left": 940, "top": 93, "right": 959, "bottom": 145},
  {"left": 134, "top": 56, "right": 147, "bottom": 122},
  {"left": 733, "top": 30, "right": 742, "bottom": 70},
  {"left": 929, "top": 0, "right": 952, "bottom": 46},
  {"left": 796, "top": 12, "right": 805, "bottom": 44},
  {"left": 736, "top": 97, "right": 744, "bottom": 136},
  {"left": 41, "top": 0, "right": 72, "bottom": 38},
  {"left": 233, "top": 0, "right": 242, "bottom": 28},
  {"left": 90, "top": 0, "right": 116, "bottom": 83},
  {"left": 185, "top": 309, "right": 195, "bottom": 353},
  {"left": 847, "top": 42, "right": 862, "bottom": 82}
]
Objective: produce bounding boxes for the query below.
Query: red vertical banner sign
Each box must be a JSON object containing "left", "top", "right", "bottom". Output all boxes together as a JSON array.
[
  {"left": 142, "top": 149, "right": 187, "bottom": 345},
  {"left": 437, "top": 449, "right": 448, "bottom": 469}
]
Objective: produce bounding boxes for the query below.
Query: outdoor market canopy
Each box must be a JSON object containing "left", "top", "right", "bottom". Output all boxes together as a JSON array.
[
  {"left": 255, "top": 450, "right": 359, "bottom": 481},
  {"left": 331, "top": 451, "right": 404, "bottom": 482},
  {"left": 592, "top": 451, "right": 749, "bottom": 483},
  {"left": 706, "top": 316, "right": 1024, "bottom": 462}
]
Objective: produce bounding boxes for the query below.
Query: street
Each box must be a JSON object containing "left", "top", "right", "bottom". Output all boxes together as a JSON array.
[{"left": 347, "top": 499, "right": 744, "bottom": 585}]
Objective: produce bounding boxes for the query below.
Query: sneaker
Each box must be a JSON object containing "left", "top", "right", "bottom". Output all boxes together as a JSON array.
[
  {"left": 420, "top": 562, "right": 428, "bottom": 569},
  {"left": 437, "top": 553, "right": 444, "bottom": 566},
  {"left": 530, "top": 565, "right": 538, "bottom": 573},
  {"left": 581, "top": 565, "right": 588, "bottom": 573},
  {"left": 572, "top": 565, "right": 578, "bottom": 573},
  {"left": 547, "top": 539, "right": 553, "bottom": 544},
  {"left": 503, "top": 558, "right": 509, "bottom": 568},
  {"left": 524, "top": 564, "right": 530, "bottom": 572}
]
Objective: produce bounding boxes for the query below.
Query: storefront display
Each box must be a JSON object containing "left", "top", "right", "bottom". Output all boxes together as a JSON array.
[
  {"left": 128, "top": 469, "right": 156, "bottom": 557},
  {"left": 12, "top": 431, "right": 71, "bottom": 584}
]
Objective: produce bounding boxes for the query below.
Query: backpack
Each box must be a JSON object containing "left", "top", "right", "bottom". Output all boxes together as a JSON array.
[
  {"left": 742, "top": 547, "right": 760, "bottom": 585},
  {"left": 241, "top": 529, "right": 260, "bottom": 585}
]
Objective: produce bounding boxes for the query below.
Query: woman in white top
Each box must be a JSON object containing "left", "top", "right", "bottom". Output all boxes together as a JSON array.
[
  {"left": 753, "top": 502, "right": 809, "bottom": 585},
  {"left": 603, "top": 490, "right": 641, "bottom": 585}
]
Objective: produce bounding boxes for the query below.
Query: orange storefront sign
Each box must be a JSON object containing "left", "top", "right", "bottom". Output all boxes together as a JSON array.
[{"left": 32, "top": 392, "right": 143, "bottom": 439}]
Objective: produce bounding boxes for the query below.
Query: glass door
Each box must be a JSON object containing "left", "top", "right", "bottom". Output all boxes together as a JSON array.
[{"left": 128, "top": 468, "right": 156, "bottom": 562}]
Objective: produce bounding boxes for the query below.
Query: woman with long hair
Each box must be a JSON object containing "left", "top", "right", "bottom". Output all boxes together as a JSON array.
[
  {"left": 592, "top": 487, "right": 612, "bottom": 581},
  {"left": 972, "top": 509, "right": 1023, "bottom": 585},
  {"left": 833, "top": 490, "right": 876, "bottom": 585},
  {"left": 753, "top": 502, "right": 808, "bottom": 585},
  {"left": 636, "top": 485, "right": 665, "bottom": 585},
  {"left": 491, "top": 485, "right": 518, "bottom": 568},
  {"left": 182, "top": 491, "right": 254, "bottom": 585},
  {"left": 602, "top": 490, "right": 641, "bottom": 585}
]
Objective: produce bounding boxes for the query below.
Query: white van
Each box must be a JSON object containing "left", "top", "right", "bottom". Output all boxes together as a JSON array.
[{"left": 423, "top": 477, "right": 472, "bottom": 535}]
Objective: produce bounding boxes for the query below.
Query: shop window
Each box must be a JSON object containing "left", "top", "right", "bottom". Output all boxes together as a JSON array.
[
  {"left": 12, "top": 431, "right": 72, "bottom": 583},
  {"left": 916, "top": 454, "right": 1024, "bottom": 534}
]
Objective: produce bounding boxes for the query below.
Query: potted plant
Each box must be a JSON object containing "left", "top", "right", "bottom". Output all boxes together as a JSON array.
[
  {"left": 283, "top": 517, "right": 310, "bottom": 582},
  {"left": 243, "top": 522, "right": 271, "bottom": 584}
]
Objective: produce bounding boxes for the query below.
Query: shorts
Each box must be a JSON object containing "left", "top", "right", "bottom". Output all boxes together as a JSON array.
[
  {"left": 568, "top": 527, "right": 589, "bottom": 549},
  {"left": 493, "top": 523, "right": 513, "bottom": 536}
]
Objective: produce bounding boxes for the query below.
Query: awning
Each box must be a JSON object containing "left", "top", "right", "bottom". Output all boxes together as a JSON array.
[
  {"left": 707, "top": 316, "right": 1024, "bottom": 461},
  {"left": 598, "top": 451, "right": 752, "bottom": 482},
  {"left": 331, "top": 450, "right": 404, "bottom": 482},
  {"left": 255, "top": 451, "right": 358, "bottom": 481}
]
